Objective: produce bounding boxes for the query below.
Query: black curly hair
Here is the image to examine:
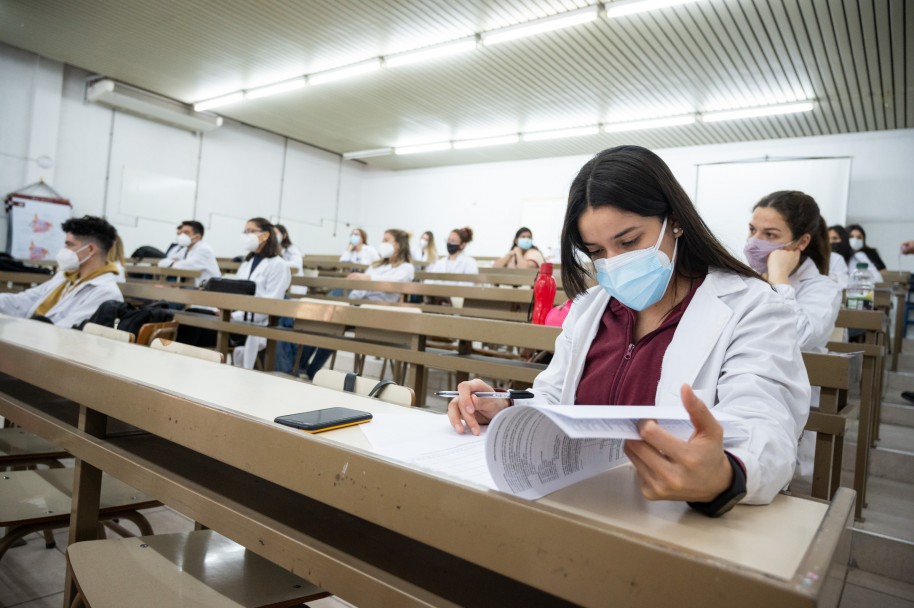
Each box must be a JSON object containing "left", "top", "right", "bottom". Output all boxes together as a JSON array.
[{"left": 61, "top": 216, "right": 117, "bottom": 254}]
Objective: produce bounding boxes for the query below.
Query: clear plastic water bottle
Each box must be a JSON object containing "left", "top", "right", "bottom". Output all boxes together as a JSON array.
[{"left": 846, "top": 262, "right": 874, "bottom": 310}]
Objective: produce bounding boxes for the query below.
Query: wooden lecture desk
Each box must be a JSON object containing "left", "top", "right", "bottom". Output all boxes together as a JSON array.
[{"left": 0, "top": 316, "right": 853, "bottom": 608}]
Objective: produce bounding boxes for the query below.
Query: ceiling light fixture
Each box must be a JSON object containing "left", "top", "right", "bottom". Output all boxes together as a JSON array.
[
  {"left": 342, "top": 148, "right": 394, "bottom": 160},
  {"left": 193, "top": 92, "right": 245, "bottom": 112},
  {"left": 86, "top": 79, "right": 223, "bottom": 132},
  {"left": 245, "top": 77, "right": 307, "bottom": 100},
  {"left": 385, "top": 37, "right": 478, "bottom": 68},
  {"left": 522, "top": 125, "right": 601, "bottom": 141},
  {"left": 309, "top": 59, "right": 382, "bottom": 86},
  {"left": 453, "top": 134, "right": 520, "bottom": 149},
  {"left": 701, "top": 101, "right": 815, "bottom": 123},
  {"left": 481, "top": 5, "right": 600, "bottom": 46},
  {"left": 603, "top": 114, "right": 696, "bottom": 132},
  {"left": 605, "top": 0, "right": 702, "bottom": 19},
  {"left": 395, "top": 142, "right": 452, "bottom": 155}
]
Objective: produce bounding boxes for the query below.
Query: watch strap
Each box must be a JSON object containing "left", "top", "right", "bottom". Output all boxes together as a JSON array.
[{"left": 687, "top": 451, "right": 747, "bottom": 518}]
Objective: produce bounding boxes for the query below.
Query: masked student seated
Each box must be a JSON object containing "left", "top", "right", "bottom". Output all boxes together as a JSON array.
[{"left": 0, "top": 215, "right": 123, "bottom": 328}]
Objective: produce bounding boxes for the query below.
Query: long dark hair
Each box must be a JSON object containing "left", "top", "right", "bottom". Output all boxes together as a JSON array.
[
  {"left": 754, "top": 191, "right": 830, "bottom": 276},
  {"left": 245, "top": 217, "right": 281, "bottom": 260},
  {"left": 846, "top": 224, "right": 887, "bottom": 270},
  {"left": 561, "top": 145, "right": 756, "bottom": 298},
  {"left": 829, "top": 225, "right": 853, "bottom": 264}
]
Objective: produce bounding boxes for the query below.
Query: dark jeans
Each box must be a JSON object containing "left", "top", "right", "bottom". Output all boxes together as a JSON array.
[{"left": 273, "top": 314, "right": 334, "bottom": 378}]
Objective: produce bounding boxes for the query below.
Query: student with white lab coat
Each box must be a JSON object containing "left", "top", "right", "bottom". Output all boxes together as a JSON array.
[
  {"left": 425, "top": 227, "right": 478, "bottom": 279},
  {"left": 157, "top": 220, "right": 221, "bottom": 286},
  {"left": 339, "top": 228, "right": 380, "bottom": 266},
  {"left": 0, "top": 215, "right": 123, "bottom": 328},
  {"left": 448, "top": 146, "right": 810, "bottom": 515},
  {"left": 745, "top": 192, "right": 841, "bottom": 354},
  {"left": 231, "top": 217, "right": 291, "bottom": 369},
  {"left": 347, "top": 228, "right": 415, "bottom": 302}
]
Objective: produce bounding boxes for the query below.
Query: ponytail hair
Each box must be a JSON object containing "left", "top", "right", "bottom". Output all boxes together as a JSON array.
[{"left": 753, "top": 191, "right": 830, "bottom": 276}]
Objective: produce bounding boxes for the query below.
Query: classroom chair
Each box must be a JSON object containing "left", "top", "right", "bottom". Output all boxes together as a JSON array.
[
  {"left": 136, "top": 319, "right": 179, "bottom": 346},
  {"left": 353, "top": 304, "right": 422, "bottom": 384},
  {"left": 150, "top": 338, "right": 225, "bottom": 363},
  {"left": 0, "top": 426, "right": 68, "bottom": 471},
  {"left": 0, "top": 468, "right": 158, "bottom": 562},
  {"left": 82, "top": 322, "right": 135, "bottom": 343},
  {"left": 66, "top": 530, "right": 329, "bottom": 608},
  {"left": 313, "top": 368, "right": 415, "bottom": 407}
]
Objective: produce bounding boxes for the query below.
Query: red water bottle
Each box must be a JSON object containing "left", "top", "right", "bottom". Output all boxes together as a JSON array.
[{"left": 531, "top": 262, "right": 557, "bottom": 325}]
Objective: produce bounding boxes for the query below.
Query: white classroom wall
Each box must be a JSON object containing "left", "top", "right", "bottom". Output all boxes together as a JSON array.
[{"left": 1, "top": 42, "right": 912, "bottom": 271}]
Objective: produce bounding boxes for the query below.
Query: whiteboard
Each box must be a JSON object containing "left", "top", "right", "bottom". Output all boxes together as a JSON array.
[
  {"left": 119, "top": 166, "right": 196, "bottom": 224},
  {"left": 694, "top": 158, "right": 852, "bottom": 259}
]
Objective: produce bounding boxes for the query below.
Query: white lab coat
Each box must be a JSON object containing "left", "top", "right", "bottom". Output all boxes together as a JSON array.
[
  {"left": 776, "top": 258, "right": 841, "bottom": 353},
  {"left": 425, "top": 253, "right": 479, "bottom": 285},
  {"left": 159, "top": 240, "right": 221, "bottom": 286},
  {"left": 349, "top": 262, "right": 415, "bottom": 303},
  {"left": 231, "top": 256, "right": 291, "bottom": 369},
  {"left": 281, "top": 244, "right": 304, "bottom": 276},
  {"left": 520, "top": 269, "right": 810, "bottom": 505},
  {"left": 0, "top": 271, "right": 123, "bottom": 328},
  {"left": 340, "top": 245, "right": 380, "bottom": 266},
  {"left": 828, "top": 252, "right": 848, "bottom": 289},
  {"left": 849, "top": 251, "right": 883, "bottom": 283}
]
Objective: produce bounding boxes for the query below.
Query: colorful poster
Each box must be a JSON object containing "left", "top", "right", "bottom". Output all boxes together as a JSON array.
[{"left": 5, "top": 195, "right": 72, "bottom": 260}]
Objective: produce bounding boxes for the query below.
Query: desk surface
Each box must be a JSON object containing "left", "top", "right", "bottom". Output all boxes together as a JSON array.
[{"left": 0, "top": 315, "right": 851, "bottom": 607}]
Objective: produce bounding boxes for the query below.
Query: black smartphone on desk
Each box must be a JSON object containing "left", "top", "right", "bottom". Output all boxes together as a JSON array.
[{"left": 274, "top": 407, "right": 373, "bottom": 433}]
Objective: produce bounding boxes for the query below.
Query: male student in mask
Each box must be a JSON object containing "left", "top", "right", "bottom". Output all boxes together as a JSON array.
[
  {"left": 0, "top": 215, "right": 123, "bottom": 328},
  {"left": 157, "top": 220, "right": 221, "bottom": 285}
]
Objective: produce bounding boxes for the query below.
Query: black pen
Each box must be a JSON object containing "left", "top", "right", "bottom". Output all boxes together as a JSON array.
[{"left": 435, "top": 390, "right": 534, "bottom": 399}]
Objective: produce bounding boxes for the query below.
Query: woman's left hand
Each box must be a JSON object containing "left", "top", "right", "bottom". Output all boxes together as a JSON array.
[
  {"left": 347, "top": 272, "right": 369, "bottom": 280},
  {"left": 765, "top": 248, "right": 801, "bottom": 284},
  {"left": 623, "top": 384, "right": 733, "bottom": 502}
]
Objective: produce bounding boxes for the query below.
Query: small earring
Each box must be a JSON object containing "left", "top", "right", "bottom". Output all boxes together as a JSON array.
[{"left": 673, "top": 227, "right": 682, "bottom": 235}]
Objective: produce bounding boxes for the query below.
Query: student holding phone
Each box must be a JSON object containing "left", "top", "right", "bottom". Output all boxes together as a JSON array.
[{"left": 448, "top": 146, "right": 810, "bottom": 516}]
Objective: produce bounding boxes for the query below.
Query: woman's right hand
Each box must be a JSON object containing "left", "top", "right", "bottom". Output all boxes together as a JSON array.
[{"left": 446, "top": 378, "right": 511, "bottom": 435}]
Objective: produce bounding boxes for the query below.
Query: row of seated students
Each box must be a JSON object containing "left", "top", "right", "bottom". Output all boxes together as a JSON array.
[{"left": 0, "top": 146, "right": 907, "bottom": 519}]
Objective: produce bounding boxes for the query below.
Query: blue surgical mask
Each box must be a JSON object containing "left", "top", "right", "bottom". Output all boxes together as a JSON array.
[
  {"left": 594, "top": 217, "right": 677, "bottom": 311},
  {"left": 350, "top": 234, "right": 362, "bottom": 246},
  {"left": 517, "top": 237, "right": 533, "bottom": 250}
]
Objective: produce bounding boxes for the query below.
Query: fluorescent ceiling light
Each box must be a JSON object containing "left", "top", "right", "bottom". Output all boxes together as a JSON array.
[
  {"left": 481, "top": 6, "right": 600, "bottom": 46},
  {"left": 395, "top": 142, "right": 452, "bottom": 155},
  {"left": 453, "top": 134, "right": 520, "bottom": 149},
  {"left": 193, "top": 92, "right": 244, "bottom": 112},
  {"left": 245, "top": 77, "right": 307, "bottom": 100},
  {"left": 343, "top": 148, "right": 393, "bottom": 160},
  {"left": 386, "top": 37, "right": 478, "bottom": 68},
  {"left": 603, "top": 114, "right": 696, "bottom": 132},
  {"left": 86, "top": 79, "right": 222, "bottom": 132},
  {"left": 522, "top": 125, "right": 600, "bottom": 141},
  {"left": 309, "top": 59, "right": 382, "bottom": 85},
  {"left": 701, "top": 101, "right": 815, "bottom": 123},
  {"left": 605, "top": 0, "right": 702, "bottom": 19}
]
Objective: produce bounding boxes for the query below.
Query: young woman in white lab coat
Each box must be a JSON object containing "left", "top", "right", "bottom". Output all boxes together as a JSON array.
[
  {"left": 339, "top": 228, "right": 380, "bottom": 266},
  {"left": 424, "top": 226, "right": 479, "bottom": 285},
  {"left": 411, "top": 230, "right": 439, "bottom": 266},
  {"left": 347, "top": 229, "right": 415, "bottom": 303},
  {"left": 745, "top": 192, "right": 841, "bottom": 354},
  {"left": 846, "top": 224, "right": 884, "bottom": 283},
  {"left": 231, "top": 217, "right": 292, "bottom": 369},
  {"left": 448, "top": 146, "right": 810, "bottom": 514}
]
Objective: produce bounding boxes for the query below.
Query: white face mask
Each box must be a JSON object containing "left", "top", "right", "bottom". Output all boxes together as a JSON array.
[
  {"left": 241, "top": 232, "right": 262, "bottom": 253},
  {"left": 419, "top": 238, "right": 429, "bottom": 248},
  {"left": 849, "top": 237, "right": 864, "bottom": 251},
  {"left": 176, "top": 233, "right": 192, "bottom": 247},
  {"left": 377, "top": 241, "right": 395, "bottom": 259},
  {"left": 350, "top": 234, "right": 362, "bottom": 247},
  {"left": 56, "top": 244, "right": 90, "bottom": 273}
]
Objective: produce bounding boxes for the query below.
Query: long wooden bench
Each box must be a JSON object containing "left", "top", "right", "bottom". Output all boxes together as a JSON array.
[
  {"left": 878, "top": 270, "right": 911, "bottom": 372},
  {"left": 0, "top": 270, "right": 53, "bottom": 292},
  {"left": 124, "top": 264, "right": 202, "bottom": 286},
  {"left": 801, "top": 351, "right": 862, "bottom": 502},
  {"left": 119, "top": 283, "right": 560, "bottom": 405}
]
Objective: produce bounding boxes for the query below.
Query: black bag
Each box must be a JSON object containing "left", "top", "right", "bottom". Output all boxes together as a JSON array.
[
  {"left": 0, "top": 253, "right": 52, "bottom": 275},
  {"left": 202, "top": 277, "right": 256, "bottom": 296},
  {"left": 130, "top": 245, "right": 167, "bottom": 259},
  {"left": 80, "top": 300, "right": 174, "bottom": 336}
]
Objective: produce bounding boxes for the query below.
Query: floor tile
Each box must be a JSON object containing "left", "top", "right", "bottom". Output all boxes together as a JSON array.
[
  {"left": 0, "top": 536, "right": 67, "bottom": 606},
  {"left": 840, "top": 583, "right": 914, "bottom": 608}
]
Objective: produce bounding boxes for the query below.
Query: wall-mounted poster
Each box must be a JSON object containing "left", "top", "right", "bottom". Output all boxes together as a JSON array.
[{"left": 4, "top": 194, "right": 73, "bottom": 260}]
